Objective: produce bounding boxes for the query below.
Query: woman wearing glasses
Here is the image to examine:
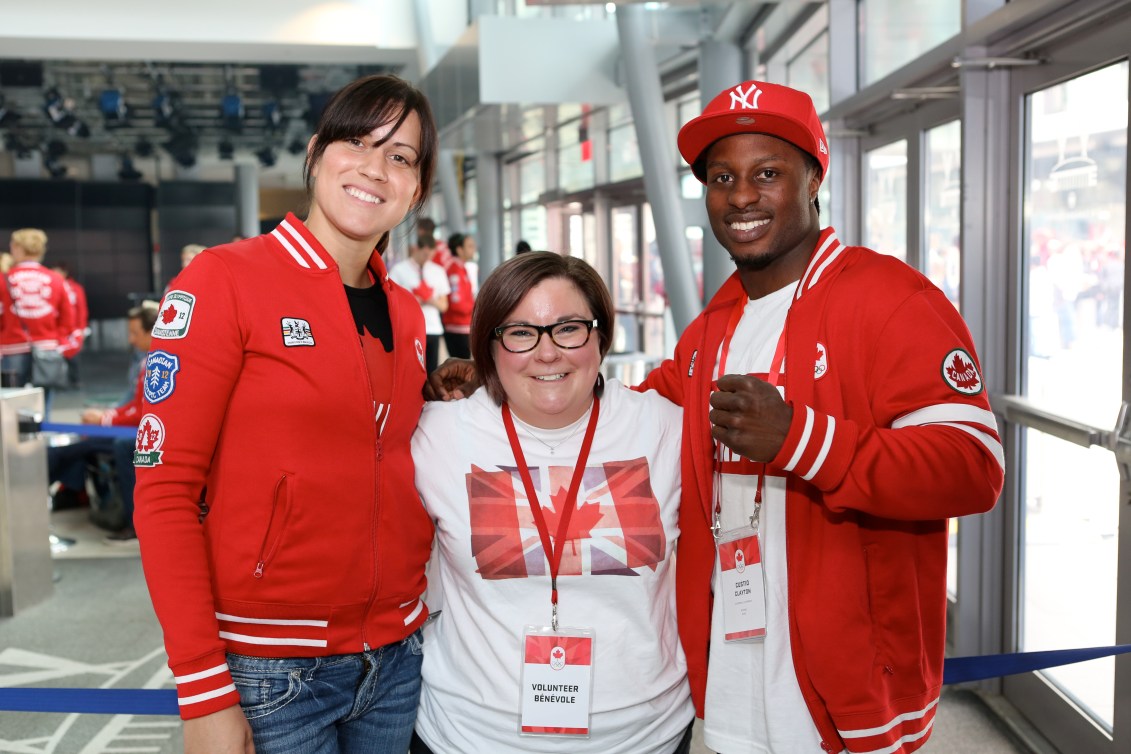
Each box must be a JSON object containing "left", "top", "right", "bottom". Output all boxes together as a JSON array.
[{"left": 410, "top": 252, "right": 694, "bottom": 754}]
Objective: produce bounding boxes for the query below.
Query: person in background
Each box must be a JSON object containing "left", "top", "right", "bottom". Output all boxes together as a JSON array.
[
  {"left": 411, "top": 252, "right": 693, "bottom": 754},
  {"left": 416, "top": 216, "right": 452, "bottom": 269},
  {"left": 515, "top": 239, "right": 533, "bottom": 255},
  {"left": 391, "top": 234, "right": 450, "bottom": 373},
  {"left": 47, "top": 300, "right": 159, "bottom": 542},
  {"left": 134, "top": 73, "right": 438, "bottom": 754},
  {"left": 51, "top": 262, "right": 89, "bottom": 389},
  {"left": 440, "top": 232, "right": 476, "bottom": 359},
  {"left": 3, "top": 229, "right": 76, "bottom": 398}
]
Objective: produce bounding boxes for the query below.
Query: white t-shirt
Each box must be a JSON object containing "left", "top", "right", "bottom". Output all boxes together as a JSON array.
[
  {"left": 703, "top": 283, "right": 826, "bottom": 754},
  {"left": 413, "top": 380, "right": 694, "bottom": 754},
  {"left": 389, "top": 258, "right": 450, "bottom": 335}
]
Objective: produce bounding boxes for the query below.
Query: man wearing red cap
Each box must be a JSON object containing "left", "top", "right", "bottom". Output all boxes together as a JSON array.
[{"left": 637, "top": 81, "right": 1004, "bottom": 753}]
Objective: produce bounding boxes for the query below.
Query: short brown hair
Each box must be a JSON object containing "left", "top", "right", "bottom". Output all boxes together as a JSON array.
[
  {"left": 128, "top": 300, "right": 160, "bottom": 333},
  {"left": 303, "top": 75, "right": 438, "bottom": 251},
  {"left": 471, "top": 252, "right": 614, "bottom": 405}
]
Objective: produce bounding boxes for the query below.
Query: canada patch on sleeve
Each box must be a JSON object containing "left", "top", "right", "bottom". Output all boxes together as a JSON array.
[
  {"left": 941, "top": 348, "right": 983, "bottom": 395},
  {"left": 134, "top": 414, "right": 167, "bottom": 467},
  {"left": 152, "top": 291, "right": 195, "bottom": 340},
  {"left": 144, "top": 350, "right": 180, "bottom": 403}
]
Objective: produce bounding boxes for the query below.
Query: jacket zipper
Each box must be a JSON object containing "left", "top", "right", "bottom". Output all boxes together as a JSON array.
[
  {"left": 360, "top": 272, "right": 392, "bottom": 651},
  {"left": 254, "top": 474, "right": 290, "bottom": 578}
]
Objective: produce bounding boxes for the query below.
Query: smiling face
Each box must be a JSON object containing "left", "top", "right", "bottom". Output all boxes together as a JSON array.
[
  {"left": 494, "top": 277, "right": 601, "bottom": 429},
  {"left": 704, "top": 133, "right": 821, "bottom": 297},
  {"left": 304, "top": 110, "right": 423, "bottom": 256}
]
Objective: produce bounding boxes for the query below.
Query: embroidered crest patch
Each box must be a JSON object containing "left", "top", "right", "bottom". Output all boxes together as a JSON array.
[
  {"left": 942, "top": 348, "right": 983, "bottom": 395},
  {"left": 152, "top": 291, "right": 195, "bottom": 340},
  {"left": 134, "top": 414, "right": 167, "bottom": 467},
  {"left": 415, "top": 338, "right": 425, "bottom": 371},
  {"left": 144, "top": 350, "right": 180, "bottom": 404},
  {"left": 550, "top": 645, "right": 566, "bottom": 671},
  {"left": 281, "top": 317, "right": 315, "bottom": 347}
]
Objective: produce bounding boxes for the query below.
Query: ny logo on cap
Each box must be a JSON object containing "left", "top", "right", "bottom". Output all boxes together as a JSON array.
[{"left": 729, "top": 83, "right": 763, "bottom": 110}]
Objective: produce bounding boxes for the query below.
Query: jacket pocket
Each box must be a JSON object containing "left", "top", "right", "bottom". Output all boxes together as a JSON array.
[{"left": 253, "top": 473, "right": 294, "bottom": 579}]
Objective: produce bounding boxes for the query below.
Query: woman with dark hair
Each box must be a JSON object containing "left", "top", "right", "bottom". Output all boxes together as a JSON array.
[
  {"left": 134, "top": 74, "right": 438, "bottom": 754},
  {"left": 411, "top": 252, "right": 694, "bottom": 754}
]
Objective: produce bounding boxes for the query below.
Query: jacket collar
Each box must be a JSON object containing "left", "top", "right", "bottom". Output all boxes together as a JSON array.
[
  {"left": 268, "top": 212, "right": 390, "bottom": 282},
  {"left": 704, "top": 226, "right": 847, "bottom": 310}
]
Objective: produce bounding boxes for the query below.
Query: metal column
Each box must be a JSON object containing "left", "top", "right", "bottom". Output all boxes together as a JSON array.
[
  {"left": 616, "top": 5, "right": 699, "bottom": 332},
  {"left": 475, "top": 151, "right": 503, "bottom": 282},
  {"left": 235, "top": 163, "right": 260, "bottom": 239},
  {"left": 697, "top": 39, "right": 743, "bottom": 302}
]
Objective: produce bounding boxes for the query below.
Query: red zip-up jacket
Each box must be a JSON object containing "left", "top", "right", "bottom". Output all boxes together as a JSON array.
[
  {"left": 134, "top": 215, "right": 434, "bottom": 720},
  {"left": 641, "top": 228, "right": 1003, "bottom": 754},
  {"left": 441, "top": 257, "right": 474, "bottom": 333},
  {"left": 3, "top": 261, "right": 76, "bottom": 357}
]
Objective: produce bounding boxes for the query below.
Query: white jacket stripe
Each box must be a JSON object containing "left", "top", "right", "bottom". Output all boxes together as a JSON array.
[
  {"left": 280, "top": 218, "right": 329, "bottom": 269},
  {"left": 801, "top": 414, "right": 835, "bottom": 480},
  {"left": 783, "top": 406, "right": 815, "bottom": 472},
  {"left": 215, "top": 612, "right": 329, "bottom": 627},
  {"left": 936, "top": 422, "right": 1005, "bottom": 469},
  {"left": 178, "top": 684, "right": 238, "bottom": 706},
  {"left": 892, "top": 404, "right": 998, "bottom": 433},
  {"left": 403, "top": 599, "right": 425, "bottom": 626},
  {"left": 798, "top": 233, "right": 845, "bottom": 297},
  {"left": 844, "top": 719, "right": 935, "bottom": 754},
  {"left": 218, "top": 631, "right": 328, "bottom": 647},
  {"left": 271, "top": 228, "right": 311, "bottom": 268},
  {"left": 839, "top": 697, "right": 939, "bottom": 738},
  {"left": 174, "top": 663, "right": 228, "bottom": 684}
]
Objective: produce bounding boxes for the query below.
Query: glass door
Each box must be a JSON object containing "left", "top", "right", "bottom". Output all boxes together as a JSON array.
[{"left": 1002, "top": 58, "right": 1129, "bottom": 754}]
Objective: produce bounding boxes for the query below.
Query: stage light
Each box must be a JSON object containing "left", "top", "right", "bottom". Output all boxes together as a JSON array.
[
  {"left": 135, "top": 136, "right": 154, "bottom": 158},
  {"left": 45, "top": 139, "right": 67, "bottom": 159},
  {"left": 287, "top": 137, "right": 306, "bottom": 156},
  {"left": 43, "top": 87, "right": 90, "bottom": 138},
  {"left": 163, "top": 126, "right": 198, "bottom": 168},
  {"left": 221, "top": 90, "right": 245, "bottom": 133},
  {"left": 262, "top": 100, "right": 283, "bottom": 133},
  {"left": 99, "top": 88, "right": 129, "bottom": 126},
  {"left": 44, "top": 156, "right": 68, "bottom": 179},
  {"left": 0, "top": 93, "right": 20, "bottom": 127},
  {"left": 218, "top": 139, "right": 235, "bottom": 160},
  {"left": 255, "top": 145, "right": 276, "bottom": 168}
]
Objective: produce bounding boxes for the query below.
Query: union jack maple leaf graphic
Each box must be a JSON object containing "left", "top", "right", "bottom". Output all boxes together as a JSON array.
[
  {"left": 160, "top": 304, "right": 178, "bottom": 325},
  {"left": 541, "top": 487, "right": 603, "bottom": 555}
]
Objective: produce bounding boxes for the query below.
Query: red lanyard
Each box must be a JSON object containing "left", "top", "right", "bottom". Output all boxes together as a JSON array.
[
  {"left": 713, "top": 296, "right": 787, "bottom": 535},
  {"left": 502, "top": 399, "right": 601, "bottom": 630}
]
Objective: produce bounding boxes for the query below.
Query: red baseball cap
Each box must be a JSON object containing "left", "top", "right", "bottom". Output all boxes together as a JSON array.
[{"left": 678, "top": 80, "right": 829, "bottom": 184}]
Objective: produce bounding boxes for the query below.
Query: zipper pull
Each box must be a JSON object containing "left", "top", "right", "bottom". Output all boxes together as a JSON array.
[{"left": 253, "top": 561, "right": 265, "bottom": 578}]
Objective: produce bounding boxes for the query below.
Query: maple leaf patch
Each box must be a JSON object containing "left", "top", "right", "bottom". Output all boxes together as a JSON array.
[{"left": 941, "top": 348, "right": 983, "bottom": 395}]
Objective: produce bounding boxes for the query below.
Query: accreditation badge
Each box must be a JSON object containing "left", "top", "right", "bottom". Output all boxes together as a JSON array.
[
  {"left": 716, "top": 526, "right": 767, "bottom": 641},
  {"left": 519, "top": 626, "right": 594, "bottom": 737}
]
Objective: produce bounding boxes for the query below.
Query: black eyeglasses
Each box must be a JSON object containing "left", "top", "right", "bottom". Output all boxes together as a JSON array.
[{"left": 493, "top": 319, "right": 598, "bottom": 353}]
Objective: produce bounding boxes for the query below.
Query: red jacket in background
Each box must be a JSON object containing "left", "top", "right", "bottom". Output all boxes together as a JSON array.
[
  {"left": 100, "top": 367, "right": 144, "bottom": 426},
  {"left": 640, "top": 227, "right": 1004, "bottom": 754},
  {"left": 62, "top": 277, "right": 89, "bottom": 354},
  {"left": 134, "top": 214, "right": 435, "bottom": 720},
  {"left": 441, "top": 257, "right": 474, "bottom": 334},
  {"left": 3, "top": 261, "right": 77, "bottom": 358}
]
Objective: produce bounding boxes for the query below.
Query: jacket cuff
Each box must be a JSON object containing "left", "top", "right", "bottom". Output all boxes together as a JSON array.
[
  {"left": 771, "top": 402, "right": 857, "bottom": 491},
  {"left": 170, "top": 652, "right": 241, "bottom": 720}
]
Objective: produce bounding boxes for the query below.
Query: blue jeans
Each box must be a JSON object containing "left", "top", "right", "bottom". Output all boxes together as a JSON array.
[{"left": 228, "top": 629, "right": 424, "bottom": 754}]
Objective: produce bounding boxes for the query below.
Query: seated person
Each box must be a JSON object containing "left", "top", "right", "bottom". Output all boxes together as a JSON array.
[{"left": 47, "top": 300, "right": 159, "bottom": 543}]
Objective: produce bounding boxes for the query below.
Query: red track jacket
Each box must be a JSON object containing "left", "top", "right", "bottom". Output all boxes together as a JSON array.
[
  {"left": 134, "top": 215, "right": 434, "bottom": 720},
  {"left": 641, "top": 228, "right": 1003, "bottom": 754}
]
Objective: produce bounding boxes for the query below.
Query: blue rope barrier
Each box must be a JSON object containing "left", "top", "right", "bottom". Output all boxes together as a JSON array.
[
  {"left": 3, "top": 645, "right": 1130, "bottom": 714},
  {"left": 38, "top": 422, "right": 137, "bottom": 440},
  {"left": 0, "top": 688, "right": 178, "bottom": 715},
  {"left": 943, "top": 643, "right": 1131, "bottom": 685}
]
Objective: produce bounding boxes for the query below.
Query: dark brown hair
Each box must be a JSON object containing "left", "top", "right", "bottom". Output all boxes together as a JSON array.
[
  {"left": 303, "top": 74, "right": 438, "bottom": 249},
  {"left": 471, "top": 252, "right": 615, "bottom": 405}
]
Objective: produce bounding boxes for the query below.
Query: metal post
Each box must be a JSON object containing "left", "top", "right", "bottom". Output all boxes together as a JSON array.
[
  {"left": 616, "top": 5, "right": 700, "bottom": 332},
  {"left": 476, "top": 151, "right": 503, "bottom": 283},
  {"left": 698, "top": 38, "right": 743, "bottom": 302},
  {"left": 438, "top": 149, "right": 466, "bottom": 234},
  {"left": 235, "top": 163, "right": 259, "bottom": 239}
]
